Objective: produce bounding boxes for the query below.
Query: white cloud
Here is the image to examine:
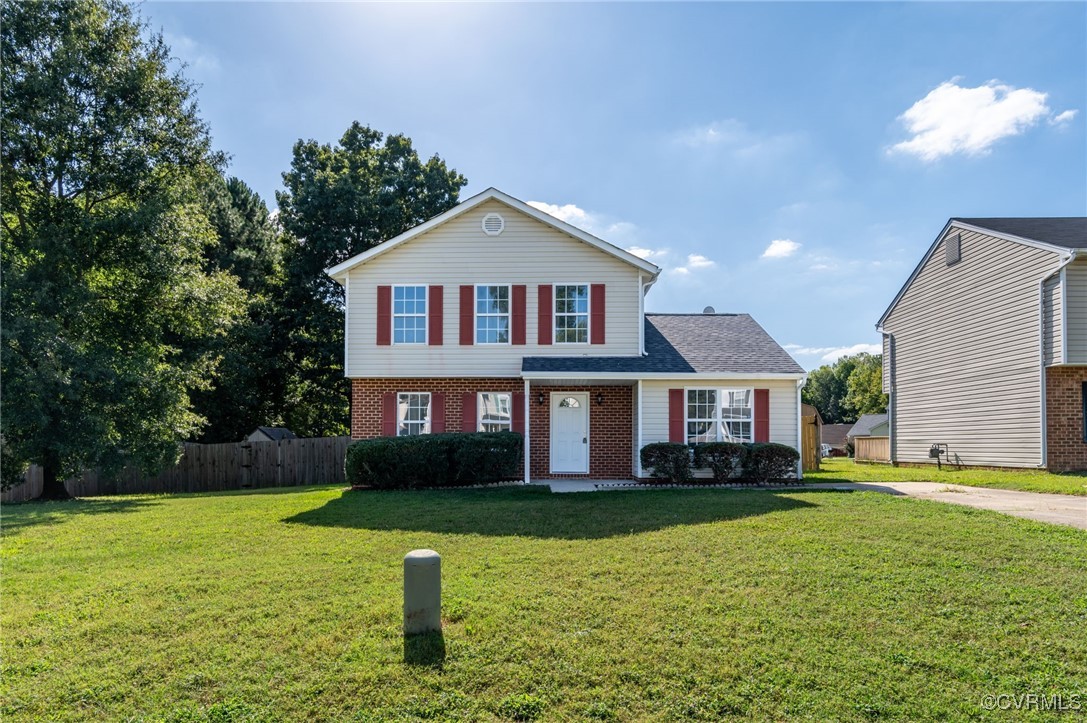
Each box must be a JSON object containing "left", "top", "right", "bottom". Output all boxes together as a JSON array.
[
  {"left": 671, "top": 119, "right": 801, "bottom": 161},
  {"left": 626, "top": 245, "right": 669, "bottom": 261},
  {"left": 1051, "top": 109, "right": 1078, "bottom": 126},
  {"left": 784, "top": 343, "right": 882, "bottom": 363},
  {"left": 164, "top": 32, "right": 220, "bottom": 74},
  {"left": 889, "top": 79, "right": 1065, "bottom": 161},
  {"left": 762, "top": 239, "right": 801, "bottom": 259},
  {"left": 669, "top": 253, "right": 717, "bottom": 276},
  {"left": 527, "top": 200, "right": 641, "bottom": 247}
]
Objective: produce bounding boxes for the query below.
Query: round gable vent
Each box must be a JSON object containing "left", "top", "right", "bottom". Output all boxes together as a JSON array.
[{"left": 481, "top": 212, "right": 505, "bottom": 236}]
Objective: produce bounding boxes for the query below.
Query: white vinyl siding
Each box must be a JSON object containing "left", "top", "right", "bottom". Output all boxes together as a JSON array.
[
  {"left": 1066, "top": 259, "right": 1087, "bottom": 364},
  {"left": 882, "top": 334, "right": 892, "bottom": 393},
  {"left": 881, "top": 227, "right": 1065, "bottom": 467},
  {"left": 345, "top": 199, "right": 642, "bottom": 377},
  {"left": 1043, "top": 274, "right": 1062, "bottom": 366}
]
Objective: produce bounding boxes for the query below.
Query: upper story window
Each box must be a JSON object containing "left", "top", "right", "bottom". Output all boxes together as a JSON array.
[
  {"left": 393, "top": 286, "right": 427, "bottom": 344},
  {"left": 478, "top": 392, "right": 512, "bottom": 432},
  {"left": 476, "top": 285, "right": 510, "bottom": 344},
  {"left": 555, "top": 284, "right": 589, "bottom": 344},
  {"left": 686, "top": 388, "right": 753, "bottom": 444},
  {"left": 397, "top": 392, "right": 431, "bottom": 436}
]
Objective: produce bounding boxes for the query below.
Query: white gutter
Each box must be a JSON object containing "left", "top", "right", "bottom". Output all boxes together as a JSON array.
[
  {"left": 521, "top": 371, "right": 809, "bottom": 381},
  {"left": 795, "top": 377, "right": 806, "bottom": 480},
  {"left": 1038, "top": 250, "right": 1078, "bottom": 469},
  {"left": 884, "top": 332, "right": 896, "bottom": 464},
  {"left": 523, "top": 378, "right": 531, "bottom": 484}
]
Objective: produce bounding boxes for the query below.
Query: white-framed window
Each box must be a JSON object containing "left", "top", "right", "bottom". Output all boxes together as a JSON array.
[
  {"left": 475, "top": 285, "right": 510, "bottom": 344},
  {"left": 397, "top": 392, "right": 431, "bottom": 436},
  {"left": 392, "top": 285, "right": 427, "bottom": 344},
  {"left": 554, "top": 284, "right": 589, "bottom": 344},
  {"left": 478, "top": 392, "right": 512, "bottom": 432},
  {"left": 686, "top": 388, "right": 753, "bottom": 444}
]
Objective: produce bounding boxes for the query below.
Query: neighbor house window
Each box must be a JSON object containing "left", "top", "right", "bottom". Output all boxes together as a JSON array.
[
  {"left": 393, "top": 286, "right": 427, "bottom": 344},
  {"left": 686, "top": 388, "right": 753, "bottom": 444},
  {"left": 475, "top": 285, "right": 510, "bottom": 344},
  {"left": 397, "top": 393, "right": 431, "bottom": 436},
  {"left": 554, "top": 284, "right": 589, "bottom": 343},
  {"left": 478, "top": 392, "right": 512, "bottom": 432}
]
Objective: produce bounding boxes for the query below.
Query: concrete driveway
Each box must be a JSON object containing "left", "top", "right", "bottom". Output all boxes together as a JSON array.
[{"left": 802, "top": 482, "right": 1086, "bottom": 530}]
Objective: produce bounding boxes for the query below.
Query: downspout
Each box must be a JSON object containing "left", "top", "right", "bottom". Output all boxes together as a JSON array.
[
  {"left": 1038, "top": 251, "right": 1077, "bottom": 469},
  {"left": 884, "top": 332, "right": 896, "bottom": 465},
  {"left": 796, "top": 376, "right": 807, "bottom": 480},
  {"left": 638, "top": 273, "right": 646, "bottom": 355},
  {"left": 523, "top": 378, "right": 531, "bottom": 484}
]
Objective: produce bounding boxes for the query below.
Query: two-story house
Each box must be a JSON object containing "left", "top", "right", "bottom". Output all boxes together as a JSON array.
[
  {"left": 877, "top": 217, "right": 1087, "bottom": 472},
  {"left": 327, "top": 188, "right": 807, "bottom": 481}
]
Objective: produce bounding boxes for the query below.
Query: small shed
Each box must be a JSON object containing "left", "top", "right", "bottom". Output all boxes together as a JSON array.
[
  {"left": 246, "top": 427, "right": 298, "bottom": 443},
  {"left": 848, "top": 414, "right": 889, "bottom": 462}
]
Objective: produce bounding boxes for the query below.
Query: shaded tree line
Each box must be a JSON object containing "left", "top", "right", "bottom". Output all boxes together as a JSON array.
[
  {"left": 1, "top": 0, "right": 465, "bottom": 497},
  {"left": 801, "top": 352, "right": 887, "bottom": 425}
]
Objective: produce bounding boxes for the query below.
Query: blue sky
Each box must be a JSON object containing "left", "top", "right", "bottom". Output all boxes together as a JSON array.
[{"left": 145, "top": 1, "right": 1086, "bottom": 370}]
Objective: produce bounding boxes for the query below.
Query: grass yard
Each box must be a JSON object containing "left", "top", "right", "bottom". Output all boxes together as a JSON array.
[
  {"left": 810, "top": 456, "right": 1087, "bottom": 496},
  {"left": 3, "top": 485, "right": 1086, "bottom": 722}
]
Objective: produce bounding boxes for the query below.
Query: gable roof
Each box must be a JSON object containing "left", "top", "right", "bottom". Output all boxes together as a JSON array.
[
  {"left": 522, "top": 313, "right": 806, "bottom": 377},
  {"left": 847, "top": 414, "right": 888, "bottom": 438},
  {"left": 251, "top": 427, "right": 297, "bottom": 441},
  {"left": 325, "top": 187, "right": 662, "bottom": 282},
  {"left": 821, "top": 424, "right": 851, "bottom": 448},
  {"left": 877, "top": 216, "right": 1085, "bottom": 330}
]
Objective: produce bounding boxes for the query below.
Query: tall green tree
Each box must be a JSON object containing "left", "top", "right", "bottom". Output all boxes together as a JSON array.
[
  {"left": 276, "top": 123, "right": 466, "bottom": 435},
  {"left": 190, "top": 176, "right": 291, "bottom": 442},
  {"left": 802, "top": 353, "right": 886, "bottom": 424},
  {"left": 1, "top": 0, "right": 243, "bottom": 497}
]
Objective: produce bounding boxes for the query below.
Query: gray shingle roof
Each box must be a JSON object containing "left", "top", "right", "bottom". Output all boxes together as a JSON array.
[
  {"left": 254, "top": 426, "right": 297, "bottom": 441},
  {"left": 953, "top": 218, "right": 1086, "bottom": 250},
  {"left": 522, "top": 313, "right": 805, "bottom": 375},
  {"left": 847, "top": 414, "right": 888, "bottom": 438}
]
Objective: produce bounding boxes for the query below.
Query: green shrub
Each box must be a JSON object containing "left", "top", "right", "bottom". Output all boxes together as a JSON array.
[
  {"left": 345, "top": 432, "right": 522, "bottom": 490},
  {"left": 692, "top": 442, "right": 748, "bottom": 483},
  {"left": 744, "top": 443, "right": 800, "bottom": 482},
  {"left": 639, "top": 442, "right": 691, "bottom": 484},
  {"left": 497, "top": 693, "right": 545, "bottom": 722}
]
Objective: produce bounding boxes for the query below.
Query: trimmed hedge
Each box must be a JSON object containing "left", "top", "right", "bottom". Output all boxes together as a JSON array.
[
  {"left": 346, "top": 432, "right": 523, "bottom": 490},
  {"left": 639, "top": 442, "right": 691, "bottom": 484},
  {"left": 692, "top": 442, "right": 748, "bottom": 483},
  {"left": 745, "top": 442, "right": 800, "bottom": 482}
]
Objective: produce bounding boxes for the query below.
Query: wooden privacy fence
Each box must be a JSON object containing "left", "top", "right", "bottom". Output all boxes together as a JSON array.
[
  {"left": 1, "top": 436, "right": 351, "bottom": 502},
  {"left": 801, "top": 414, "right": 820, "bottom": 472},
  {"left": 855, "top": 436, "right": 890, "bottom": 462}
]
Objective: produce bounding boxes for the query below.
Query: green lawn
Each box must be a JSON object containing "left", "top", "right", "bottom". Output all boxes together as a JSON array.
[
  {"left": 3, "top": 485, "right": 1086, "bottom": 722},
  {"left": 809, "top": 456, "right": 1087, "bottom": 496}
]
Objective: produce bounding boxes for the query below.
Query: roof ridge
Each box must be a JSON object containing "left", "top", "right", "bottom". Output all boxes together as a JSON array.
[{"left": 646, "top": 312, "right": 746, "bottom": 317}]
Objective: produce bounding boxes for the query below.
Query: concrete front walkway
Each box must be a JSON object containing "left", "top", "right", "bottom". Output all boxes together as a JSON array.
[{"left": 542, "top": 480, "right": 1087, "bottom": 530}]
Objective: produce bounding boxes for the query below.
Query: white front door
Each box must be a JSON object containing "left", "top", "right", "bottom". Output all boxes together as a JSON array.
[{"left": 550, "top": 393, "right": 589, "bottom": 473}]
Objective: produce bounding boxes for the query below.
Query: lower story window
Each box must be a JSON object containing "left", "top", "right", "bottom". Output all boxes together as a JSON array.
[
  {"left": 397, "top": 392, "right": 431, "bottom": 436},
  {"left": 686, "top": 388, "right": 753, "bottom": 444},
  {"left": 478, "top": 392, "right": 512, "bottom": 432}
]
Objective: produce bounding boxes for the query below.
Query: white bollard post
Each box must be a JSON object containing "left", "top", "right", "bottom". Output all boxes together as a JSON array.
[{"left": 403, "top": 549, "right": 441, "bottom": 634}]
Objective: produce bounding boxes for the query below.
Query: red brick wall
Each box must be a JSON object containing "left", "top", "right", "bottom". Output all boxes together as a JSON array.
[
  {"left": 529, "top": 385, "right": 633, "bottom": 480},
  {"left": 1046, "top": 367, "right": 1087, "bottom": 473},
  {"left": 350, "top": 379, "right": 635, "bottom": 480},
  {"left": 350, "top": 377, "right": 523, "bottom": 439}
]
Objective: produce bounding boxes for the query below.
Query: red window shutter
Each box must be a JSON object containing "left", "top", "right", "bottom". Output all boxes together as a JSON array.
[
  {"left": 428, "top": 285, "right": 443, "bottom": 346},
  {"left": 461, "top": 392, "right": 477, "bottom": 433},
  {"left": 537, "top": 285, "right": 552, "bottom": 345},
  {"left": 668, "top": 388, "right": 685, "bottom": 443},
  {"left": 376, "top": 286, "right": 392, "bottom": 346},
  {"left": 512, "top": 392, "right": 525, "bottom": 434},
  {"left": 590, "top": 284, "right": 606, "bottom": 344},
  {"left": 754, "top": 389, "right": 770, "bottom": 442},
  {"left": 431, "top": 393, "right": 445, "bottom": 433},
  {"left": 382, "top": 392, "right": 397, "bottom": 437},
  {"left": 459, "top": 285, "right": 474, "bottom": 346},
  {"left": 512, "top": 285, "right": 527, "bottom": 345}
]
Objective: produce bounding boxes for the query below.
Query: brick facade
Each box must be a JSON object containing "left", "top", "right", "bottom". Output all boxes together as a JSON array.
[
  {"left": 528, "top": 385, "right": 634, "bottom": 480},
  {"left": 1046, "top": 367, "right": 1087, "bottom": 473},
  {"left": 350, "top": 378, "right": 635, "bottom": 480}
]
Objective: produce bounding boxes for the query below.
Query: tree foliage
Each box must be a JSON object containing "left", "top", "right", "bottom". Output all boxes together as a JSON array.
[
  {"left": 275, "top": 123, "right": 467, "bottom": 435},
  {"left": 802, "top": 352, "right": 887, "bottom": 424},
  {"left": 1, "top": 0, "right": 243, "bottom": 496}
]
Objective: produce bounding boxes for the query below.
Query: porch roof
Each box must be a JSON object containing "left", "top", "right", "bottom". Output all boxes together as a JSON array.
[{"left": 522, "top": 313, "right": 805, "bottom": 377}]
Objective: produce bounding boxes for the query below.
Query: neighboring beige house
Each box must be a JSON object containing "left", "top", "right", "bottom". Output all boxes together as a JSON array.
[
  {"left": 326, "top": 187, "right": 808, "bottom": 481},
  {"left": 877, "top": 217, "right": 1087, "bottom": 472}
]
